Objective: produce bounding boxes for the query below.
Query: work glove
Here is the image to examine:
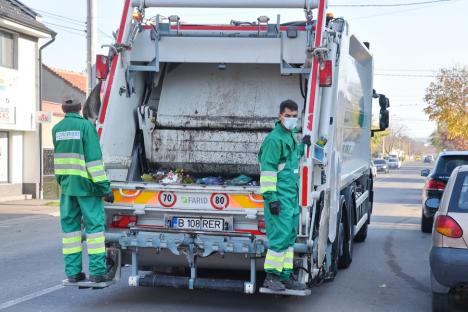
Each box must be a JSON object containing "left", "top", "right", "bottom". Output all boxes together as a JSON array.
[
  {"left": 104, "top": 192, "right": 115, "bottom": 203},
  {"left": 269, "top": 201, "right": 281, "bottom": 216},
  {"left": 302, "top": 135, "right": 311, "bottom": 147}
]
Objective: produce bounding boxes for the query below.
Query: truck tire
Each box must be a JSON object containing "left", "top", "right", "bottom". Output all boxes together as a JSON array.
[
  {"left": 338, "top": 202, "right": 354, "bottom": 269},
  {"left": 421, "top": 211, "right": 433, "bottom": 233},
  {"left": 329, "top": 197, "right": 345, "bottom": 280},
  {"left": 354, "top": 221, "right": 368, "bottom": 243},
  {"left": 432, "top": 292, "right": 451, "bottom": 312}
]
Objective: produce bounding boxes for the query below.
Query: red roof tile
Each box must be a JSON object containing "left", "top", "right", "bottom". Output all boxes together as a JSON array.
[{"left": 46, "top": 66, "right": 87, "bottom": 93}]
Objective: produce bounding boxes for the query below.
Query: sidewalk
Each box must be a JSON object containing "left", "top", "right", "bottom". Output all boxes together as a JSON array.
[{"left": 0, "top": 199, "right": 59, "bottom": 217}]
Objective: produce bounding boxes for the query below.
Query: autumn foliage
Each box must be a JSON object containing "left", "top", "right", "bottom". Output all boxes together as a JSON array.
[{"left": 424, "top": 66, "right": 468, "bottom": 150}]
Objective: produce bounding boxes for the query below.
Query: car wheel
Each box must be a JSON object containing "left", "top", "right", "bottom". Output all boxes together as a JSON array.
[
  {"left": 432, "top": 292, "right": 451, "bottom": 312},
  {"left": 421, "top": 210, "right": 434, "bottom": 233}
]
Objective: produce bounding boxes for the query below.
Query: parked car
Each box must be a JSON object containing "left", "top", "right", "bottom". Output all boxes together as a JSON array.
[
  {"left": 421, "top": 151, "right": 468, "bottom": 233},
  {"left": 387, "top": 157, "right": 400, "bottom": 169},
  {"left": 424, "top": 155, "right": 434, "bottom": 163},
  {"left": 429, "top": 165, "right": 468, "bottom": 311},
  {"left": 370, "top": 160, "right": 377, "bottom": 178},
  {"left": 373, "top": 159, "right": 389, "bottom": 173}
]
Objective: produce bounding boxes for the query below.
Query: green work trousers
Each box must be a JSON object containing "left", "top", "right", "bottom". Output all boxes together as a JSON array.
[
  {"left": 60, "top": 194, "right": 106, "bottom": 277},
  {"left": 264, "top": 196, "right": 299, "bottom": 280}
]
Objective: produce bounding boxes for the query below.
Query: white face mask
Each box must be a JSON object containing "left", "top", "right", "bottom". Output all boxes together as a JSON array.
[{"left": 282, "top": 117, "right": 298, "bottom": 130}]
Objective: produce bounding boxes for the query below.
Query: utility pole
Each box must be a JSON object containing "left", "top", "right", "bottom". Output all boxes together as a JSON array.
[{"left": 87, "top": 0, "right": 97, "bottom": 96}]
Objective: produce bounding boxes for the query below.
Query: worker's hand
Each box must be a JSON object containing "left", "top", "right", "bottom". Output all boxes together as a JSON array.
[
  {"left": 302, "top": 135, "right": 311, "bottom": 147},
  {"left": 269, "top": 201, "right": 281, "bottom": 216},
  {"left": 104, "top": 192, "right": 115, "bottom": 203}
]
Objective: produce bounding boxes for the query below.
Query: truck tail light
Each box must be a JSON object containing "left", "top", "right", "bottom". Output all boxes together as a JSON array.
[
  {"left": 436, "top": 215, "right": 463, "bottom": 238},
  {"left": 96, "top": 55, "right": 109, "bottom": 80},
  {"left": 258, "top": 216, "right": 266, "bottom": 234},
  {"left": 110, "top": 215, "right": 137, "bottom": 228},
  {"left": 319, "top": 60, "right": 333, "bottom": 87},
  {"left": 425, "top": 179, "right": 446, "bottom": 191}
]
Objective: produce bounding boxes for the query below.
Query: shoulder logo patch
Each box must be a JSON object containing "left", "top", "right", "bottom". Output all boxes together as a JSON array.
[{"left": 56, "top": 131, "right": 81, "bottom": 141}]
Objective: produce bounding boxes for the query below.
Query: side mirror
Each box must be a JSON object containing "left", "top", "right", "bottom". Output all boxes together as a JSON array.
[
  {"left": 421, "top": 169, "right": 430, "bottom": 177},
  {"left": 425, "top": 198, "right": 440, "bottom": 210},
  {"left": 96, "top": 54, "right": 110, "bottom": 80},
  {"left": 379, "top": 94, "right": 390, "bottom": 130}
]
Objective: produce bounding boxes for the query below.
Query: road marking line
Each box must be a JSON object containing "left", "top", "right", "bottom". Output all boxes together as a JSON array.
[{"left": 0, "top": 284, "right": 64, "bottom": 310}]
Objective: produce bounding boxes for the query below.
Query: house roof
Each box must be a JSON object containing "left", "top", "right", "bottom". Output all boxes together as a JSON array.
[
  {"left": 43, "top": 65, "right": 87, "bottom": 94},
  {"left": 0, "top": 0, "right": 55, "bottom": 35}
]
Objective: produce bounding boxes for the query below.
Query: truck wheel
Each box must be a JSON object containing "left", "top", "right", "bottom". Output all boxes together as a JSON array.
[
  {"left": 432, "top": 292, "right": 451, "bottom": 312},
  {"left": 338, "top": 204, "right": 353, "bottom": 269},
  {"left": 354, "top": 221, "right": 368, "bottom": 243},
  {"left": 329, "top": 198, "right": 345, "bottom": 280},
  {"left": 421, "top": 211, "right": 433, "bottom": 233}
]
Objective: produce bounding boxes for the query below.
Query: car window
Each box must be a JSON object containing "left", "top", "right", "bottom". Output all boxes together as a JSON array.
[
  {"left": 449, "top": 172, "right": 468, "bottom": 212},
  {"left": 435, "top": 155, "right": 468, "bottom": 178},
  {"left": 374, "top": 160, "right": 385, "bottom": 164}
]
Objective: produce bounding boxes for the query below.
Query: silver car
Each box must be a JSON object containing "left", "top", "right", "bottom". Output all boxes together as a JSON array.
[{"left": 429, "top": 165, "right": 468, "bottom": 311}]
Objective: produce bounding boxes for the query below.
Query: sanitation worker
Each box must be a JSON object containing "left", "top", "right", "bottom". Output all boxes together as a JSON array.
[
  {"left": 53, "top": 96, "right": 114, "bottom": 283},
  {"left": 259, "top": 99, "right": 311, "bottom": 291}
]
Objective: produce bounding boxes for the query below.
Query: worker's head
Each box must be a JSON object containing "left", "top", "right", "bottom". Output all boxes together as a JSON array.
[
  {"left": 62, "top": 96, "right": 82, "bottom": 114},
  {"left": 279, "top": 100, "right": 299, "bottom": 131}
]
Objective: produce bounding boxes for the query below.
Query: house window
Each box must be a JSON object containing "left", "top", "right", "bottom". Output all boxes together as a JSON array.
[{"left": 0, "top": 30, "right": 16, "bottom": 69}]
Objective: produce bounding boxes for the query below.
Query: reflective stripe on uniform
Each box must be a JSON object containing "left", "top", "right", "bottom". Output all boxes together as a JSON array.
[
  {"left": 54, "top": 153, "right": 89, "bottom": 178},
  {"left": 264, "top": 249, "right": 285, "bottom": 272},
  {"left": 260, "top": 171, "right": 277, "bottom": 194},
  {"left": 62, "top": 231, "right": 82, "bottom": 255},
  {"left": 283, "top": 247, "right": 294, "bottom": 270},
  {"left": 87, "top": 232, "right": 105, "bottom": 255},
  {"left": 86, "top": 160, "right": 109, "bottom": 183}
]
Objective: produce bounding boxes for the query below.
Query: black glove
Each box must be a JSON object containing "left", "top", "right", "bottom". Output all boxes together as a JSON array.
[
  {"left": 302, "top": 135, "right": 311, "bottom": 147},
  {"left": 104, "top": 192, "right": 115, "bottom": 203},
  {"left": 269, "top": 201, "right": 281, "bottom": 216}
]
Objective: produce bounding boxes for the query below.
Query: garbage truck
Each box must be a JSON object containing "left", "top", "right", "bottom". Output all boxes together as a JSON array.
[{"left": 77, "top": 0, "right": 390, "bottom": 295}]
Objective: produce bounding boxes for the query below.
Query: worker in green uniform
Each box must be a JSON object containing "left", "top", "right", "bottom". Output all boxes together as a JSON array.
[
  {"left": 53, "top": 96, "right": 114, "bottom": 283},
  {"left": 259, "top": 100, "right": 311, "bottom": 291}
]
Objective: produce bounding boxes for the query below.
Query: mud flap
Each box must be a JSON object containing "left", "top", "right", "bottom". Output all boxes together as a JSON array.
[
  {"left": 259, "top": 287, "right": 311, "bottom": 296},
  {"left": 62, "top": 248, "right": 121, "bottom": 289}
]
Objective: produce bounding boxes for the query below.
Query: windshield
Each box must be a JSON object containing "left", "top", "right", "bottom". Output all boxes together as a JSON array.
[
  {"left": 388, "top": 158, "right": 397, "bottom": 162},
  {"left": 374, "top": 160, "right": 385, "bottom": 164},
  {"left": 449, "top": 172, "right": 468, "bottom": 212},
  {"left": 435, "top": 155, "right": 468, "bottom": 178}
]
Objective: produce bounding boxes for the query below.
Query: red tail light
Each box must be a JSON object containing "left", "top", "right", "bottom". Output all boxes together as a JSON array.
[
  {"left": 436, "top": 215, "right": 463, "bottom": 238},
  {"left": 258, "top": 217, "right": 266, "bottom": 234},
  {"left": 96, "top": 54, "right": 109, "bottom": 80},
  {"left": 426, "top": 179, "right": 446, "bottom": 190},
  {"left": 319, "top": 60, "right": 333, "bottom": 87},
  {"left": 110, "top": 215, "right": 137, "bottom": 228}
]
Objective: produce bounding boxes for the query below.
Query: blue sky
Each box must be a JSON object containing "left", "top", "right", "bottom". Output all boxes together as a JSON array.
[{"left": 21, "top": 0, "right": 468, "bottom": 139}]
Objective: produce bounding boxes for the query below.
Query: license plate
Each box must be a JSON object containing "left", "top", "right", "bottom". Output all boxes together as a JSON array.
[{"left": 171, "top": 217, "right": 225, "bottom": 231}]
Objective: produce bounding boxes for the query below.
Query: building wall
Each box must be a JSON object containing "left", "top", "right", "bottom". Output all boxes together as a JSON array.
[{"left": 0, "top": 29, "right": 41, "bottom": 198}]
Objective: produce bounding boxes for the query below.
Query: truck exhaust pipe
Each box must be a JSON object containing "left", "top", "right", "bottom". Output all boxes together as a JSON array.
[{"left": 132, "top": 0, "right": 319, "bottom": 9}]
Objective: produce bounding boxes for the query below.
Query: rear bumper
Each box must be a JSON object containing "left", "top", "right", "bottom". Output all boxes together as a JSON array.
[{"left": 430, "top": 247, "right": 468, "bottom": 288}]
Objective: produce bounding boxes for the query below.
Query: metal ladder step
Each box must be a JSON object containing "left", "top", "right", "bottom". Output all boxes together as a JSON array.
[
  {"left": 62, "top": 279, "right": 116, "bottom": 289},
  {"left": 259, "top": 287, "right": 311, "bottom": 296}
]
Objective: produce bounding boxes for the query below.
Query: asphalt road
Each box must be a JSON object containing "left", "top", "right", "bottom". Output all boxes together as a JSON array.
[{"left": 0, "top": 163, "right": 464, "bottom": 311}]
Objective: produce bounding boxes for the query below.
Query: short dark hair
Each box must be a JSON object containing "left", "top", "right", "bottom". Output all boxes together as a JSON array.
[{"left": 279, "top": 100, "right": 298, "bottom": 114}]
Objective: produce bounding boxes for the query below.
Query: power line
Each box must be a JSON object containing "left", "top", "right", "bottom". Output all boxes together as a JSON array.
[
  {"left": 44, "top": 21, "right": 85, "bottom": 33},
  {"left": 331, "top": 0, "right": 452, "bottom": 7},
  {"left": 33, "top": 8, "right": 85, "bottom": 24}
]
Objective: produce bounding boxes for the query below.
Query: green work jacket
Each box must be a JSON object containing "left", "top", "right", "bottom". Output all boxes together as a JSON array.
[
  {"left": 52, "top": 113, "right": 111, "bottom": 197},
  {"left": 258, "top": 121, "right": 304, "bottom": 203}
]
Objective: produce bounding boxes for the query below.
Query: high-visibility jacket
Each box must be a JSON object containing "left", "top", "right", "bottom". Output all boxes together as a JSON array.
[
  {"left": 52, "top": 113, "right": 111, "bottom": 197},
  {"left": 258, "top": 121, "right": 304, "bottom": 203}
]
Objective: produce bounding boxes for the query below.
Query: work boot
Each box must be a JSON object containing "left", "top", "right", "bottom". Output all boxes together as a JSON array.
[
  {"left": 89, "top": 274, "right": 112, "bottom": 283},
  {"left": 67, "top": 272, "right": 86, "bottom": 283},
  {"left": 263, "top": 273, "right": 286, "bottom": 291},
  {"left": 282, "top": 276, "right": 307, "bottom": 291}
]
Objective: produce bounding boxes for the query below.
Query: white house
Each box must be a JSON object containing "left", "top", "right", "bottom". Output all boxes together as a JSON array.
[{"left": 0, "top": 0, "right": 55, "bottom": 200}]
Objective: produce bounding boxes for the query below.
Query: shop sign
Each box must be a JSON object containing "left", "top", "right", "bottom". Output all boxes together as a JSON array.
[{"left": 36, "top": 111, "right": 52, "bottom": 124}]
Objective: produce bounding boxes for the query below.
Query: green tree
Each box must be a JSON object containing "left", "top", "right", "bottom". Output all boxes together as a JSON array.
[{"left": 424, "top": 66, "right": 468, "bottom": 149}]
